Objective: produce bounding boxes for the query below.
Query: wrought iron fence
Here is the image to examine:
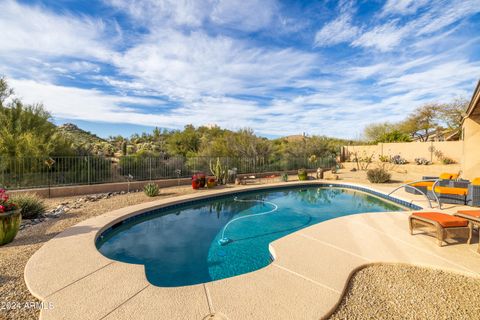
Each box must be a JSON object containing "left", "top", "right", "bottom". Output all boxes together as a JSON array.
[{"left": 0, "top": 156, "right": 336, "bottom": 190}]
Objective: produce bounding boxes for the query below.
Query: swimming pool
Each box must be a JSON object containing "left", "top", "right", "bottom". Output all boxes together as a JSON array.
[{"left": 96, "top": 185, "right": 408, "bottom": 287}]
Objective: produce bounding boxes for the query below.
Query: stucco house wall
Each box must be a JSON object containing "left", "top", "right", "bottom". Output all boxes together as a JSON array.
[{"left": 461, "top": 80, "right": 480, "bottom": 180}]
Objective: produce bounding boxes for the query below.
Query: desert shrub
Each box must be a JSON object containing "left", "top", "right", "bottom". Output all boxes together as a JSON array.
[
  {"left": 378, "top": 155, "right": 390, "bottom": 163},
  {"left": 11, "top": 193, "right": 46, "bottom": 219},
  {"left": 433, "top": 149, "right": 456, "bottom": 165},
  {"left": 441, "top": 157, "right": 456, "bottom": 165},
  {"left": 352, "top": 151, "right": 375, "bottom": 170},
  {"left": 390, "top": 155, "right": 407, "bottom": 165},
  {"left": 143, "top": 183, "right": 159, "bottom": 197},
  {"left": 367, "top": 168, "right": 391, "bottom": 183},
  {"left": 298, "top": 168, "right": 308, "bottom": 181},
  {"left": 415, "top": 157, "right": 431, "bottom": 165}
]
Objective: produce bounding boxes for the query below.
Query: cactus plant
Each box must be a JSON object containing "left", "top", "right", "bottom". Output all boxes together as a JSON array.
[{"left": 209, "top": 158, "right": 227, "bottom": 185}]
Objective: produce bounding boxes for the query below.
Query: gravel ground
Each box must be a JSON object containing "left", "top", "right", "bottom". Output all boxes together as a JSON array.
[
  {"left": 329, "top": 264, "right": 480, "bottom": 320},
  {"left": 0, "top": 186, "right": 204, "bottom": 320},
  {"left": 1, "top": 183, "right": 479, "bottom": 320}
]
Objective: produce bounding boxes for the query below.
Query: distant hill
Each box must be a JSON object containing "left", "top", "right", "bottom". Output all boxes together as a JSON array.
[
  {"left": 282, "top": 134, "right": 307, "bottom": 142},
  {"left": 58, "top": 123, "right": 105, "bottom": 145},
  {"left": 57, "top": 123, "right": 116, "bottom": 156}
]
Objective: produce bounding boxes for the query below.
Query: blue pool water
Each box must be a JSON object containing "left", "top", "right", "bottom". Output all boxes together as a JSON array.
[{"left": 96, "top": 186, "right": 405, "bottom": 287}]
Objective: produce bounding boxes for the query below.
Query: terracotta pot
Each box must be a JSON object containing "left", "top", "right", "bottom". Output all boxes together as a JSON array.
[
  {"left": 192, "top": 172, "right": 206, "bottom": 188},
  {"left": 191, "top": 179, "right": 201, "bottom": 190},
  {"left": 0, "top": 209, "right": 22, "bottom": 246},
  {"left": 196, "top": 173, "right": 206, "bottom": 187}
]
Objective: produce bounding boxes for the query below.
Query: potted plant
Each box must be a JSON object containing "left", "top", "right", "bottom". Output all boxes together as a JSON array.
[
  {"left": 191, "top": 175, "right": 201, "bottom": 189},
  {"left": 0, "top": 188, "right": 21, "bottom": 246},
  {"left": 195, "top": 172, "right": 206, "bottom": 187},
  {"left": 298, "top": 168, "right": 308, "bottom": 181},
  {"left": 206, "top": 177, "right": 217, "bottom": 188}
]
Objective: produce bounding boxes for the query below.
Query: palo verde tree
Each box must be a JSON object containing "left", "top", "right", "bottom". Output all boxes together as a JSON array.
[{"left": 0, "top": 77, "right": 74, "bottom": 158}]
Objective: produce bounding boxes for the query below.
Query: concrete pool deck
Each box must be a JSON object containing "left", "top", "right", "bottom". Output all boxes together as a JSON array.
[{"left": 24, "top": 181, "right": 480, "bottom": 320}]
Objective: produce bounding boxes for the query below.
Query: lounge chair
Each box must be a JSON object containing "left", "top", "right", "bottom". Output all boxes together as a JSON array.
[
  {"left": 467, "top": 178, "right": 480, "bottom": 207},
  {"left": 405, "top": 173, "right": 460, "bottom": 195},
  {"left": 454, "top": 209, "right": 480, "bottom": 253},
  {"left": 427, "top": 185, "right": 468, "bottom": 205},
  {"left": 409, "top": 212, "right": 471, "bottom": 246}
]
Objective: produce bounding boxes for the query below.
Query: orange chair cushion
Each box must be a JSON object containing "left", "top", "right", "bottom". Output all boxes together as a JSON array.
[
  {"left": 411, "top": 181, "right": 434, "bottom": 187},
  {"left": 432, "top": 186, "right": 468, "bottom": 195},
  {"left": 457, "top": 210, "right": 480, "bottom": 218},
  {"left": 472, "top": 178, "right": 480, "bottom": 186},
  {"left": 412, "top": 212, "right": 468, "bottom": 228},
  {"left": 439, "top": 173, "right": 454, "bottom": 180}
]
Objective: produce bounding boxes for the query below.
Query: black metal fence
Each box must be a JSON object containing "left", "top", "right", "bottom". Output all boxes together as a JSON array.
[{"left": 0, "top": 156, "right": 336, "bottom": 190}]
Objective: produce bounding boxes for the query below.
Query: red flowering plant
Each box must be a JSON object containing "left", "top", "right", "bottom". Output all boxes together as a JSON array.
[{"left": 0, "top": 188, "right": 17, "bottom": 214}]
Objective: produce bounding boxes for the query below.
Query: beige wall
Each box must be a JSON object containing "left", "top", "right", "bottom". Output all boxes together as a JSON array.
[
  {"left": 462, "top": 118, "right": 480, "bottom": 179},
  {"left": 9, "top": 178, "right": 192, "bottom": 198},
  {"left": 9, "top": 169, "right": 311, "bottom": 198},
  {"left": 342, "top": 141, "right": 463, "bottom": 164}
]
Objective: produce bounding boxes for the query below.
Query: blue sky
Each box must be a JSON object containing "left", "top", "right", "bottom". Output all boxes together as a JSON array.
[{"left": 1, "top": 0, "right": 479, "bottom": 139}]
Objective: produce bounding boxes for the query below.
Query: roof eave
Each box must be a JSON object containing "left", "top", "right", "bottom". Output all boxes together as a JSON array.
[{"left": 464, "top": 80, "right": 480, "bottom": 121}]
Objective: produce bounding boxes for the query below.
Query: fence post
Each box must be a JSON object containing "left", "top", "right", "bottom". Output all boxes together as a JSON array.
[
  {"left": 149, "top": 157, "right": 152, "bottom": 181},
  {"left": 87, "top": 157, "right": 91, "bottom": 185}
]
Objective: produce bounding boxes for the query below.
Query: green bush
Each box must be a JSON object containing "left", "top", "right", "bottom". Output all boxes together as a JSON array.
[
  {"left": 378, "top": 155, "right": 390, "bottom": 163},
  {"left": 143, "top": 183, "right": 160, "bottom": 197},
  {"left": 366, "top": 168, "right": 391, "bottom": 183},
  {"left": 298, "top": 168, "right": 308, "bottom": 181},
  {"left": 11, "top": 193, "right": 46, "bottom": 219}
]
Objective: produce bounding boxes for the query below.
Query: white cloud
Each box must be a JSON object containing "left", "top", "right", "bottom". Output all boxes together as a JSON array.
[
  {"left": 414, "top": 0, "right": 480, "bottom": 36},
  {"left": 0, "top": 0, "right": 115, "bottom": 61},
  {"left": 111, "top": 30, "right": 318, "bottom": 101},
  {"left": 1, "top": 0, "right": 479, "bottom": 139},
  {"left": 106, "top": 0, "right": 210, "bottom": 27},
  {"left": 352, "top": 21, "right": 409, "bottom": 51},
  {"left": 314, "top": 15, "right": 360, "bottom": 47},
  {"left": 381, "top": 0, "right": 430, "bottom": 16},
  {"left": 353, "top": 0, "right": 480, "bottom": 52},
  {"left": 211, "top": 0, "right": 277, "bottom": 31},
  {"left": 106, "top": 0, "right": 278, "bottom": 32}
]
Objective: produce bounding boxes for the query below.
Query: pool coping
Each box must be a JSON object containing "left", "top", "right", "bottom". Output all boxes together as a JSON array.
[{"left": 24, "top": 180, "right": 480, "bottom": 320}]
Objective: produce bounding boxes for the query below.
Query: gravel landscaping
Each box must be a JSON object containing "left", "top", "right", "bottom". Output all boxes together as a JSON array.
[
  {"left": 1, "top": 182, "right": 479, "bottom": 320},
  {"left": 0, "top": 186, "right": 204, "bottom": 320},
  {"left": 329, "top": 264, "right": 480, "bottom": 320}
]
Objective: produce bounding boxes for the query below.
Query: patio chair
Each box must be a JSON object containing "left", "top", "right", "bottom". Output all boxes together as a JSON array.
[
  {"left": 409, "top": 212, "right": 471, "bottom": 246},
  {"left": 454, "top": 209, "right": 480, "bottom": 253},
  {"left": 427, "top": 185, "right": 468, "bottom": 205},
  {"left": 405, "top": 173, "right": 460, "bottom": 195},
  {"left": 467, "top": 178, "right": 480, "bottom": 207}
]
